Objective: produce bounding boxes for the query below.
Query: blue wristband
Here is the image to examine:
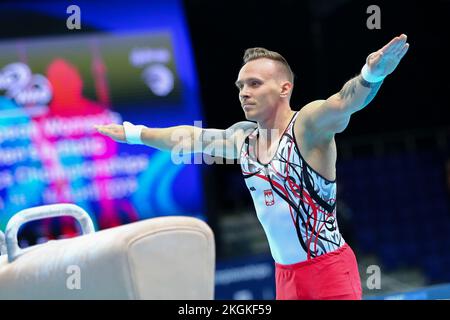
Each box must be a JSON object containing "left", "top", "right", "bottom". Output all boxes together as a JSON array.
[{"left": 361, "top": 64, "right": 385, "bottom": 83}]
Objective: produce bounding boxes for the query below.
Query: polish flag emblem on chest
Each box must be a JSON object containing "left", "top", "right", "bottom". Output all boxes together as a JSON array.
[{"left": 264, "top": 189, "right": 275, "bottom": 206}]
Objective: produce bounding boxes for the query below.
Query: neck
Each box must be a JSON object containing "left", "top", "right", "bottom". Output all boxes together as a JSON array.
[{"left": 257, "top": 105, "right": 295, "bottom": 141}]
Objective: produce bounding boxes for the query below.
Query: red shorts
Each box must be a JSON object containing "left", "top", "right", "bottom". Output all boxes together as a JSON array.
[{"left": 275, "top": 243, "right": 362, "bottom": 300}]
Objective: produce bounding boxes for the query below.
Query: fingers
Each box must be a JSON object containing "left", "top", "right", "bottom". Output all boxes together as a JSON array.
[
  {"left": 94, "top": 124, "right": 118, "bottom": 135},
  {"left": 93, "top": 124, "right": 128, "bottom": 143},
  {"left": 398, "top": 43, "right": 409, "bottom": 59},
  {"left": 381, "top": 34, "right": 407, "bottom": 55},
  {"left": 390, "top": 34, "right": 409, "bottom": 59},
  {"left": 94, "top": 125, "right": 107, "bottom": 134},
  {"left": 380, "top": 37, "right": 398, "bottom": 54},
  {"left": 368, "top": 51, "right": 383, "bottom": 65},
  {"left": 392, "top": 34, "right": 407, "bottom": 54}
]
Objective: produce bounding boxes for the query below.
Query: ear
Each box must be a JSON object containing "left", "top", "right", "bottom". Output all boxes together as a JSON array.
[{"left": 280, "top": 81, "right": 293, "bottom": 98}]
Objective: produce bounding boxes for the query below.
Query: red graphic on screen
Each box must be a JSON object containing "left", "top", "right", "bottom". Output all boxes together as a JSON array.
[{"left": 46, "top": 59, "right": 106, "bottom": 116}]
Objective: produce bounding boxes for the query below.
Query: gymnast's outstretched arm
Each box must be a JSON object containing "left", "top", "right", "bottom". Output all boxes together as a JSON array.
[
  {"left": 95, "top": 121, "right": 256, "bottom": 159},
  {"left": 297, "top": 34, "right": 409, "bottom": 141}
]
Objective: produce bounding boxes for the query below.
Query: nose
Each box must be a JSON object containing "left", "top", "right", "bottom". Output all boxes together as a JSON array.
[{"left": 240, "top": 88, "right": 250, "bottom": 101}]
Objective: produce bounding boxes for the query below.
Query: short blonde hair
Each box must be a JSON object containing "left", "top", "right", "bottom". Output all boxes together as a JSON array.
[{"left": 243, "top": 47, "right": 294, "bottom": 84}]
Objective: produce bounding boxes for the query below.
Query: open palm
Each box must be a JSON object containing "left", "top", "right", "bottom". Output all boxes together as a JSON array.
[
  {"left": 366, "top": 34, "right": 409, "bottom": 78},
  {"left": 94, "top": 124, "right": 127, "bottom": 143}
]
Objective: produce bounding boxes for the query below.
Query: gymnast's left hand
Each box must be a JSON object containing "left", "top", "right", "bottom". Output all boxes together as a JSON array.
[{"left": 366, "top": 34, "right": 409, "bottom": 78}]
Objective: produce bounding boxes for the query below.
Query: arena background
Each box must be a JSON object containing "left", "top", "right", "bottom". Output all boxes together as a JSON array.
[{"left": 0, "top": 0, "right": 449, "bottom": 300}]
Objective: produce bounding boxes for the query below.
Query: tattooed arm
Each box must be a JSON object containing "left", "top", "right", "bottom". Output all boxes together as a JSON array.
[
  {"left": 337, "top": 74, "right": 384, "bottom": 111},
  {"left": 297, "top": 34, "right": 409, "bottom": 141}
]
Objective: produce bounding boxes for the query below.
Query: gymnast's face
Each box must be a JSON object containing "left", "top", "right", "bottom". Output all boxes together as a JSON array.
[{"left": 236, "top": 58, "right": 290, "bottom": 122}]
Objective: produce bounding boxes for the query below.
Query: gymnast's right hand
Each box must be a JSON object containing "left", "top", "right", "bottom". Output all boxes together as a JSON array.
[{"left": 94, "top": 124, "right": 127, "bottom": 143}]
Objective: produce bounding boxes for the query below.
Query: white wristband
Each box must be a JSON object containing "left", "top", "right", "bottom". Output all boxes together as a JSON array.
[
  {"left": 123, "top": 121, "right": 145, "bottom": 145},
  {"left": 361, "top": 64, "right": 385, "bottom": 83}
]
